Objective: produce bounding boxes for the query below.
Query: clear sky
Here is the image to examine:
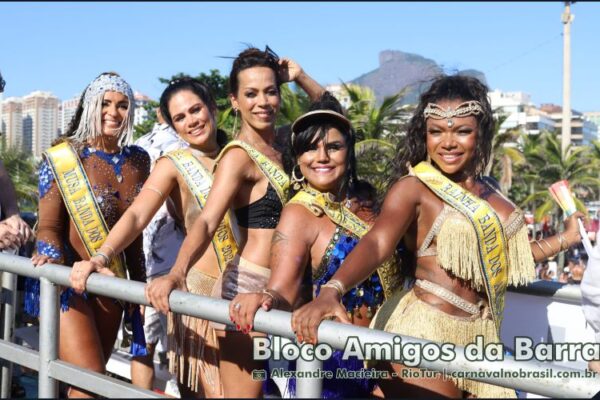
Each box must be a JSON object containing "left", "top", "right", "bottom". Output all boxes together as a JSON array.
[{"left": 1, "top": 1, "right": 599, "bottom": 112}]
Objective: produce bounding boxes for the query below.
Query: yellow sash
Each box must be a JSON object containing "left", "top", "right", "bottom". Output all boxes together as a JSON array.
[
  {"left": 288, "top": 187, "right": 401, "bottom": 300},
  {"left": 44, "top": 142, "right": 126, "bottom": 279},
  {"left": 164, "top": 149, "right": 239, "bottom": 272},
  {"left": 215, "top": 140, "right": 289, "bottom": 204},
  {"left": 413, "top": 162, "right": 508, "bottom": 334}
]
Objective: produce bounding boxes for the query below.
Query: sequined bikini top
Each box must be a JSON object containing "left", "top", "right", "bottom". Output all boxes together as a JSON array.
[{"left": 234, "top": 183, "right": 282, "bottom": 229}]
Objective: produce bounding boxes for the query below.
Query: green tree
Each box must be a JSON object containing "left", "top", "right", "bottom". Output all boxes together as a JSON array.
[
  {"left": 0, "top": 144, "right": 38, "bottom": 212},
  {"left": 520, "top": 132, "right": 599, "bottom": 225},
  {"left": 485, "top": 114, "right": 525, "bottom": 195}
]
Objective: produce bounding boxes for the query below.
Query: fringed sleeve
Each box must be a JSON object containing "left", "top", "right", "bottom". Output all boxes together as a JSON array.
[{"left": 504, "top": 210, "right": 536, "bottom": 286}]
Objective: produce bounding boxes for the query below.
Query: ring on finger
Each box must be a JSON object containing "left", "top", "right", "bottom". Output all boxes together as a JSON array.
[{"left": 234, "top": 302, "right": 241, "bottom": 310}]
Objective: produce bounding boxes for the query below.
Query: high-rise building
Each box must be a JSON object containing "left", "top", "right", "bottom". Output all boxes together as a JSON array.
[
  {"left": 1, "top": 97, "right": 23, "bottom": 150},
  {"left": 488, "top": 90, "right": 555, "bottom": 135},
  {"left": 60, "top": 95, "right": 81, "bottom": 135},
  {"left": 583, "top": 112, "right": 600, "bottom": 142},
  {"left": 133, "top": 92, "right": 152, "bottom": 126},
  {"left": 22, "top": 91, "right": 60, "bottom": 158}
]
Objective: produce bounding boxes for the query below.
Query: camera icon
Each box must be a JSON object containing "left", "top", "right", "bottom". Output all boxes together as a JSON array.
[{"left": 252, "top": 369, "right": 267, "bottom": 381}]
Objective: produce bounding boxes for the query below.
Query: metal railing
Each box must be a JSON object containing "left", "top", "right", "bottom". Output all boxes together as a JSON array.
[{"left": 0, "top": 253, "right": 599, "bottom": 398}]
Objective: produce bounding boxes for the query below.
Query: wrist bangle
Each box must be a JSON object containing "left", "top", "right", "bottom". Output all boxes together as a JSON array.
[
  {"left": 261, "top": 288, "right": 280, "bottom": 308},
  {"left": 558, "top": 233, "right": 568, "bottom": 252},
  {"left": 94, "top": 251, "right": 110, "bottom": 267},
  {"left": 533, "top": 240, "right": 549, "bottom": 259},
  {"left": 540, "top": 239, "right": 555, "bottom": 255},
  {"left": 101, "top": 243, "right": 116, "bottom": 258},
  {"left": 322, "top": 279, "right": 346, "bottom": 299}
]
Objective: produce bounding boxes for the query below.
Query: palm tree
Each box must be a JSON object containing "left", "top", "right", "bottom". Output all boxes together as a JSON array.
[
  {"left": 520, "top": 132, "right": 599, "bottom": 225},
  {"left": 485, "top": 114, "right": 525, "bottom": 195},
  {"left": 0, "top": 145, "right": 38, "bottom": 212}
]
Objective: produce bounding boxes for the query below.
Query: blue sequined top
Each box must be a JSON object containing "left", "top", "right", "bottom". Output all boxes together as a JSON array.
[{"left": 314, "top": 226, "right": 385, "bottom": 314}]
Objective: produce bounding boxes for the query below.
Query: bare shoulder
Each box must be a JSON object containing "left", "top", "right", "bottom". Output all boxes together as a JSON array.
[
  {"left": 215, "top": 147, "right": 255, "bottom": 179},
  {"left": 277, "top": 203, "right": 321, "bottom": 240},
  {"left": 153, "top": 157, "right": 179, "bottom": 178},
  {"left": 385, "top": 175, "right": 425, "bottom": 205}
]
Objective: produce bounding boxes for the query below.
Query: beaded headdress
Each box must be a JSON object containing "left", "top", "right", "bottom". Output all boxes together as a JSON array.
[
  {"left": 71, "top": 73, "right": 135, "bottom": 147},
  {"left": 423, "top": 100, "right": 483, "bottom": 128}
]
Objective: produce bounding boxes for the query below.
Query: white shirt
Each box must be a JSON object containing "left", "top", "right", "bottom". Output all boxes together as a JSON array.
[{"left": 135, "top": 123, "right": 188, "bottom": 278}]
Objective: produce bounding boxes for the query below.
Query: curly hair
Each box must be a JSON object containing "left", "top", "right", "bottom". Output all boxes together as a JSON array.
[
  {"left": 390, "top": 74, "right": 494, "bottom": 185},
  {"left": 228, "top": 46, "right": 282, "bottom": 95}
]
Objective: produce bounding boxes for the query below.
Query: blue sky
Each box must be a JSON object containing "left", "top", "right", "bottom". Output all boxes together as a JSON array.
[{"left": 1, "top": 2, "right": 599, "bottom": 112}]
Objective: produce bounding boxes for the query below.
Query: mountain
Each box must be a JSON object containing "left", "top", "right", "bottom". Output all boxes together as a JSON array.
[{"left": 351, "top": 50, "right": 487, "bottom": 105}]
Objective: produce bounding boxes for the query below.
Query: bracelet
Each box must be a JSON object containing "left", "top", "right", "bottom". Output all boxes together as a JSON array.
[
  {"left": 261, "top": 288, "right": 280, "bottom": 308},
  {"left": 540, "top": 239, "right": 555, "bottom": 256},
  {"left": 557, "top": 233, "right": 568, "bottom": 252},
  {"left": 142, "top": 185, "right": 164, "bottom": 200},
  {"left": 94, "top": 251, "right": 110, "bottom": 267},
  {"left": 101, "top": 243, "right": 116, "bottom": 258},
  {"left": 532, "top": 240, "right": 549, "bottom": 259},
  {"left": 322, "top": 279, "right": 346, "bottom": 299}
]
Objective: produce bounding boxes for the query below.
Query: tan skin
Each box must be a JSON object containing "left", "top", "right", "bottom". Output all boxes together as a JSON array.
[
  {"left": 144, "top": 58, "right": 324, "bottom": 398},
  {"left": 67, "top": 90, "right": 222, "bottom": 398},
  {"left": 229, "top": 128, "right": 365, "bottom": 329},
  {"left": 30, "top": 90, "right": 141, "bottom": 398},
  {"left": 291, "top": 98, "right": 583, "bottom": 398}
]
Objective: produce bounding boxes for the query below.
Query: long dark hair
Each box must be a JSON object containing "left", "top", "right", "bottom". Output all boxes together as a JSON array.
[
  {"left": 159, "top": 77, "right": 228, "bottom": 148},
  {"left": 291, "top": 92, "right": 358, "bottom": 197},
  {"left": 390, "top": 74, "right": 494, "bottom": 184}
]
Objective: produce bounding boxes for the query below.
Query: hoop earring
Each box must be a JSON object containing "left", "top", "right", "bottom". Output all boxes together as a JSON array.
[
  {"left": 232, "top": 108, "right": 238, "bottom": 136},
  {"left": 291, "top": 164, "right": 305, "bottom": 191}
]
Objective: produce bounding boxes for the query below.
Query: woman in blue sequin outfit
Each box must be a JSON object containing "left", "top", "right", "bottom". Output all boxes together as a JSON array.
[
  {"left": 230, "top": 92, "right": 401, "bottom": 398},
  {"left": 29, "top": 72, "right": 149, "bottom": 398}
]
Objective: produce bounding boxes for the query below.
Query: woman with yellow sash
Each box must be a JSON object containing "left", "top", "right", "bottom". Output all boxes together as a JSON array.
[
  {"left": 29, "top": 72, "right": 150, "bottom": 398},
  {"left": 145, "top": 46, "right": 324, "bottom": 398},
  {"left": 229, "top": 93, "right": 401, "bottom": 398},
  {"left": 70, "top": 78, "right": 231, "bottom": 397},
  {"left": 291, "top": 75, "right": 584, "bottom": 398}
]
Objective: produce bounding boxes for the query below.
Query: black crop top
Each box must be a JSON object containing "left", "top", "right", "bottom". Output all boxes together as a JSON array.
[{"left": 234, "top": 184, "right": 282, "bottom": 229}]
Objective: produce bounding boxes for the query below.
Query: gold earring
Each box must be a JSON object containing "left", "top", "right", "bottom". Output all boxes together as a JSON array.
[
  {"left": 291, "top": 165, "right": 305, "bottom": 190},
  {"left": 426, "top": 154, "right": 432, "bottom": 164}
]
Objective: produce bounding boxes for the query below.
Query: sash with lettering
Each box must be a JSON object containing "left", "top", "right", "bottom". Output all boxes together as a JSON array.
[
  {"left": 413, "top": 161, "right": 508, "bottom": 334},
  {"left": 215, "top": 140, "right": 290, "bottom": 204},
  {"left": 288, "top": 187, "right": 400, "bottom": 300},
  {"left": 44, "top": 142, "right": 126, "bottom": 279},
  {"left": 164, "top": 149, "right": 239, "bottom": 272}
]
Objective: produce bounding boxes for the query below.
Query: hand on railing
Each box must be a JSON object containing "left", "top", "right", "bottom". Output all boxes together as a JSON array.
[
  {"left": 70, "top": 259, "right": 115, "bottom": 295},
  {"left": 144, "top": 271, "right": 187, "bottom": 314},
  {"left": 2, "top": 214, "right": 33, "bottom": 248},
  {"left": 291, "top": 287, "right": 351, "bottom": 344},
  {"left": 230, "top": 291, "right": 273, "bottom": 333},
  {"left": 31, "top": 254, "right": 59, "bottom": 267}
]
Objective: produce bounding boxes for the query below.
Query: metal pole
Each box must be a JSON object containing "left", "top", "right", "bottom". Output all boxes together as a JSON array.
[
  {"left": 561, "top": 2, "right": 573, "bottom": 156},
  {"left": 295, "top": 346, "right": 323, "bottom": 398},
  {"left": 38, "top": 277, "right": 58, "bottom": 398},
  {"left": 0, "top": 271, "right": 17, "bottom": 398}
]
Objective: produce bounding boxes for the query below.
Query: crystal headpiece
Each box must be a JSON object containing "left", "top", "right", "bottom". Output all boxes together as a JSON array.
[
  {"left": 71, "top": 73, "right": 135, "bottom": 147},
  {"left": 423, "top": 100, "right": 483, "bottom": 128},
  {"left": 83, "top": 73, "right": 134, "bottom": 104}
]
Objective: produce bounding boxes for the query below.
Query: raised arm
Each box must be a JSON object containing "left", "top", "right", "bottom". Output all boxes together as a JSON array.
[
  {"left": 278, "top": 58, "right": 325, "bottom": 101},
  {"left": 145, "top": 148, "right": 251, "bottom": 313},
  {"left": 291, "top": 177, "right": 420, "bottom": 343},
  {"left": 229, "top": 204, "right": 318, "bottom": 332}
]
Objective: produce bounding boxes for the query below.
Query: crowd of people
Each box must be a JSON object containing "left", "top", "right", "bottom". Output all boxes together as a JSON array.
[{"left": 1, "top": 46, "right": 595, "bottom": 398}]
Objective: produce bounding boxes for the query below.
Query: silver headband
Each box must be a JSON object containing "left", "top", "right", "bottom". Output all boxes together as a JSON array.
[
  {"left": 71, "top": 74, "right": 135, "bottom": 147},
  {"left": 423, "top": 100, "right": 483, "bottom": 128}
]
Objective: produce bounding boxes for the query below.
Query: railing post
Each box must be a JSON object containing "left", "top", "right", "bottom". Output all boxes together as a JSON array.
[
  {"left": 295, "top": 344, "right": 323, "bottom": 398},
  {"left": 38, "top": 277, "right": 58, "bottom": 398},
  {"left": 0, "top": 271, "right": 17, "bottom": 398}
]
